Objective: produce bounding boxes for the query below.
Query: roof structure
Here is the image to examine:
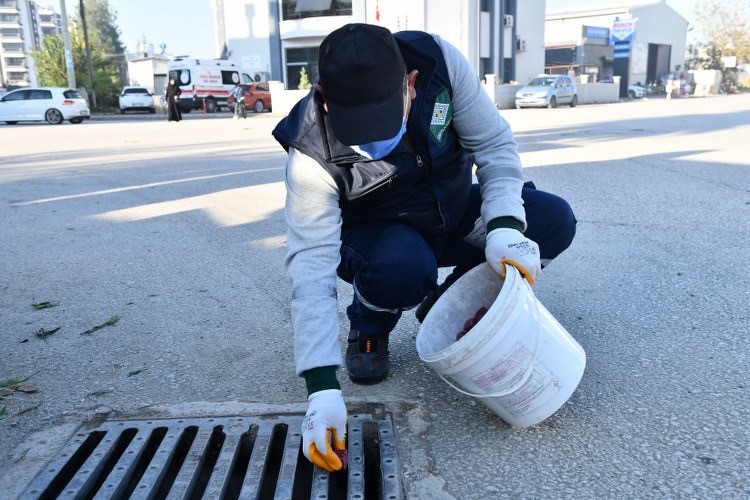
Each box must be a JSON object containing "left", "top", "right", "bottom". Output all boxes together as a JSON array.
[{"left": 546, "top": 0, "right": 687, "bottom": 23}]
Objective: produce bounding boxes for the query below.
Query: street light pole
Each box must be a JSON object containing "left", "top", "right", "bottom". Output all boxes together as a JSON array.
[
  {"left": 59, "top": 0, "right": 76, "bottom": 89},
  {"left": 79, "top": 0, "right": 96, "bottom": 107}
]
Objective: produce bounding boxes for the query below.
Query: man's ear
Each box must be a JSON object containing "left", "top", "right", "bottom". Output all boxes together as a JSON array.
[
  {"left": 407, "top": 70, "right": 419, "bottom": 100},
  {"left": 315, "top": 84, "right": 328, "bottom": 112}
]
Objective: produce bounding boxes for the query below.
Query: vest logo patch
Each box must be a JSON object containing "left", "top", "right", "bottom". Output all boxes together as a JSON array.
[
  {"left": 430, "top": 88, "right": 452, "bottom": 145},
  {"left": 431, "top": 103, "right": 449, "bottom": 125}
]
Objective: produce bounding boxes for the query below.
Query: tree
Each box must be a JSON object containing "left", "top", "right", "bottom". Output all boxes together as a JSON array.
[
  {"left": 693, "top": 0, "right": 750, "bottom": 64},
  {"left": 29, "top": 35, "right": 68, "bottom": 87},
  {"left": 70, "top": 0, "right": 126, "bottom": 109},
  {"left": 80, "top": 0, "right": 125, "bottom": 57},
  {"left": 30, "top": 28, "right": 88, "bottom": 87},
  {"left": 30, "top": 0, "right": 126, "bottom": 109},
  {"left": 685, "top": 0, "right": 750, "bottom": 92},
  {"left": 297, "top": 67, "right": 312, "bottom": 90}
]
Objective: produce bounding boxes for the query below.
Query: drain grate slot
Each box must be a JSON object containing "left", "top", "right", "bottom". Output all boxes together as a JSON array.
[
  {"left": 256, "top": 424, "right": 288, "bottom": 498},
  {"left": 37, "top": 430, "right": 106, "bottom": 500},
  {"left": 149, "top": 424, "right": 199, "bottom": 498},
  {"left": 80, "top": 426, "right": 138, "bottom": 499},
  {"left": 190, "top": 425, "right": 227, "bottom": 498},
  {"left": 21, "top": 413, "right": 402, "bottom": 499},
  {"left": 223, "top": 425, "right": 258, "bottom": 499}
]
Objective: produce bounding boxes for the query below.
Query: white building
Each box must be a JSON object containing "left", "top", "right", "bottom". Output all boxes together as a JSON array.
[
  {"left": 126, "top": 56, "right": 169, "bottom": 95},
  {"left": 210, "top": 0, "right": 546, "bottom": 89},
  {"left": 0, "top": 0, "right": 61, "bottom": 88},
  {"left": 124, "top": 37, "right": 171, "bottom": 94},
  {"left": 545, "top": 0, "right": 688, "bottom": 96}
]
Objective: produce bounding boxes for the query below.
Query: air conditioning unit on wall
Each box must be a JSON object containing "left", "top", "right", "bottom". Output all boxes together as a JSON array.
[
  {"left": 516, "top": 39, "right": 527, "bottom": 52},
  {"left": 504, "top": 15, "right": 513, "bottom": 28}
]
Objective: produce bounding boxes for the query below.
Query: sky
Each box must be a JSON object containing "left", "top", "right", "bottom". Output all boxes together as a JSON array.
[
  {"left": 64, "top": 0, "right": 699, "bottom": 59},
  {"left": 64, "top": 0, "right": 216, "bottom": 58}
]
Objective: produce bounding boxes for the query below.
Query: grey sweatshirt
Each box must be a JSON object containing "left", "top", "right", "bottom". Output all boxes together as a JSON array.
[{"left": 284, "top": 35, "right": 525, "bottom": 375}]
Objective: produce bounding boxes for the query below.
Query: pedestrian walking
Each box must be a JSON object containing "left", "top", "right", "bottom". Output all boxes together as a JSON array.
[{"left": 166, "top": 75, "right": 182, "bottom": 122}]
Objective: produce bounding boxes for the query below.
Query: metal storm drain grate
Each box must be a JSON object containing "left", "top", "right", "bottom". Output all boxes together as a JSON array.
[{"left": 21, "top": 412, "right": 402, "bottom": 500}]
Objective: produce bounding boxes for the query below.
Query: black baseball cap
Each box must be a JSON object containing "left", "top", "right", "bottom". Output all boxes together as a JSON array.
[{"left": 318, "top": 23, "right": 407, "bottom": 146}]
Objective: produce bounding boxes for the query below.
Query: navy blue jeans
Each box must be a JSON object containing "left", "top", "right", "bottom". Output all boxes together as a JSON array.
[{"left": 337, "top": 183, "right": 576, "bottom": 336}]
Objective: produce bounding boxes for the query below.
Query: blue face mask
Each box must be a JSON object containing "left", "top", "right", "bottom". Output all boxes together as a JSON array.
[{"left": 351, "top": 118, "right": 407, "bottom": 160}]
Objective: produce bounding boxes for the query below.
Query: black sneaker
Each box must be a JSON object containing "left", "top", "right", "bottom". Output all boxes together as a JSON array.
[{"left": 345, "top": 329, "right": 390, "bottom": 384}]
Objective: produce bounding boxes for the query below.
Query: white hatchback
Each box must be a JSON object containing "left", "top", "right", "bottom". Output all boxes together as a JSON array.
[
  {"left": 0, "top": 87, "right": 90, "bottom": 124},
  {"left": 118, "top": 86, "right": 156, "bottom": 114}
]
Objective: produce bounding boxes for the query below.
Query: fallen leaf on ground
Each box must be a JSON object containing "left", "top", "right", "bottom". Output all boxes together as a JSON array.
[
  {"left": 0, "top": 373, "right": 37, "bottom": 388},
  {"left": 88, "top": 389, "right": 113, "bottom": 397},
  {"left": 17, "top": 403, "right": 40, "bottom": 415},
  {"left": 15, "top": 385, "right": 39, "bottom": 393},
  {"left": 81, "top": 316, "right": 120, "bottom": 335},
  {"left": 35, "top": 327, "right": 61, "bottom": 340},
  {"left": 32, "top": 302, "right": 58, "bottom": 310}
]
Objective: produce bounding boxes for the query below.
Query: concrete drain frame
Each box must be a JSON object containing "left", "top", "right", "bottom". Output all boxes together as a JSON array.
[{"left": 20, "top": 408, "right": 402, "bottom": 500}]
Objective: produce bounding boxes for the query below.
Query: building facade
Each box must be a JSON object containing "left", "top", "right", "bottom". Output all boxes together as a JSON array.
[
  {"left": 0, "top": 0, "right": 61, "bottom": 88},
  {"left": 545, "top": 0, "right": 688, "bottom": 96},
  {"left": 210, "top": 0, "right": 545, "bottom": 89}
]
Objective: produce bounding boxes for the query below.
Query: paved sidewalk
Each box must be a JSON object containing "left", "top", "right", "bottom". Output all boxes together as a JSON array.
[{"left": 1, "top": 95, "right": 748, "bottom": 499}]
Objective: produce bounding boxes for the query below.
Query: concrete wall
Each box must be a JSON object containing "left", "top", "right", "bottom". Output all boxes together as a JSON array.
[
  {"left": 691, "top": 69, "right": 721, "bottom": 96},
  {"left": 576, "top": 81, "right": 620, "bottom": 104},
  {"left": 217, "top": 0, "right": 275, "bottom": 81},
  {"left": 269, "top": 81, "right": 308, "bottom": 114},
  {"left": 272, "top": 77, "right": 622, "bottom": 116},
  {"left": 424, "top": 0, "right": 474, "bottom": 65},
  {"left": 483, "top": 80, "right": 620, "bottom": 109},
  {"left": 127, "top": 58, "right": 168, "bottom": 94},
  {"left": 515, "top": 0, "right": 546, "bottom": 84}
]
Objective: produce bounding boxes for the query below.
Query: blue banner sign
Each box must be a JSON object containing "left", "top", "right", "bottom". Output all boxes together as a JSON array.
[{"left": 583, "top": 25, "right": 610, "bottom": 39}]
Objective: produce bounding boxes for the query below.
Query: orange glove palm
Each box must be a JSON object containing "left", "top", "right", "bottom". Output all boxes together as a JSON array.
[
  {"left": 301, "top": 389, "right": 347, "bottom": 472},
  {"left": 485, "top": 228, "right": 541, "bottom": 285}
]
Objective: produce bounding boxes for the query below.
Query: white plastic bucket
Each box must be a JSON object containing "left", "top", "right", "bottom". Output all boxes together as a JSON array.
[{"left": 416, "top": 263, "right": 586, "bottom": 428}]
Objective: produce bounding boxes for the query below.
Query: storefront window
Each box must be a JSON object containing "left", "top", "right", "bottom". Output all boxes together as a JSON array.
[
  {"left": 281, "top": 0, "right": 352, "bottom": 21},
  {"left": 286, "top": 47, "right": 319, "bottom": 89}
]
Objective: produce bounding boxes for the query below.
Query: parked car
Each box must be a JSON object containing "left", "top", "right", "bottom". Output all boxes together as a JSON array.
[
  {"left": 118, "top": 86, "right": 156, "bottom": 113},
  {"left": 0, "top": 87, "right": 90, "bottom": 124},
  {"left": 515, "top": 75, "right": 578, "bottom": 109},
  {"left": 628, "top": 84, "right": 646, "bottom": 99},
  {"left": 227, "top": 82, "right": 272, "bottom": 114}
]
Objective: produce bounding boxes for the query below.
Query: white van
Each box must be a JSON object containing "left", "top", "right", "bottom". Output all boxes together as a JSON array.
[{"left": 166, "top": 58, "right": 253, "bottom": 113}]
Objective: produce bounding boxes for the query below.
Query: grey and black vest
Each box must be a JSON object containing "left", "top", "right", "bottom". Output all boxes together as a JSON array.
[{"left": 273, "top": 31, "right": 473, "bottom": 236}]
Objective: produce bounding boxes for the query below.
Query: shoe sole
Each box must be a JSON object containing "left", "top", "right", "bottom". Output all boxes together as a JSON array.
[{"left": 348, "top": 371, "right": 389, "bottom": 385}]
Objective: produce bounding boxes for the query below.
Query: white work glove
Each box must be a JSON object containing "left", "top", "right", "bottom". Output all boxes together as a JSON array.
[
  {"left": 485, "top": 228, "right": 541, "bottom": 285},
  {"left": 301, "top": 389, "right": 347, "bottom": 471}
]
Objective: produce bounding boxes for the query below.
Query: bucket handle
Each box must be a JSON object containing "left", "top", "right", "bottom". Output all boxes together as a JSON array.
[{"left": 435, "top": 279, "right": 542, "bottom": 399}]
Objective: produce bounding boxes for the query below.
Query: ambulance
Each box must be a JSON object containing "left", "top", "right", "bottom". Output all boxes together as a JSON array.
[{"left": 166, "top": 58, "right": 253, "bottom": 113}]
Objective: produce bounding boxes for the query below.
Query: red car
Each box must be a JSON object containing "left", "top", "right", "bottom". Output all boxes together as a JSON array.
[{"left": 227, "top": 82, "right": 272, "bottom": 114}]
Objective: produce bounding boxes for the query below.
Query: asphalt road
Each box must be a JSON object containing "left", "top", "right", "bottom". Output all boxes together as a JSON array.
[{"left": 1, "top": 95, "right": 748, "bottom": 499}]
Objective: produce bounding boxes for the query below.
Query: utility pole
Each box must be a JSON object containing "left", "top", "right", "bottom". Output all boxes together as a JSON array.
[
  {"left": 59, "top": 0, "right": 76, "bottom": 89},
  {"left": 79, "top": 0, "right": 96, "bottom": 107}
]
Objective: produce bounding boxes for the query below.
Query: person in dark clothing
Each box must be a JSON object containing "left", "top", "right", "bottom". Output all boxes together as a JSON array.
[
  {"left": 272, "top": 23, "right": 577, "bottom": 472},
  {"left": 166, "top": 76, "right": 182, "bottom": 122}
]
